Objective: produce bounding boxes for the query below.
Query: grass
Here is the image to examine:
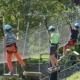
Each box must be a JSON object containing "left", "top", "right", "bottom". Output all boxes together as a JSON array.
[
  {"left": 29, "top": 54, "right": 49, "bottom": 61},
  {"left": 0, "top": 76, "right": 2, "bottom": 80},
  {"left": 65, "top": 71, "right": 80, "bottom": 80},
  {"left": 30, "top": 54, "right": 49, "bottom": 58},
  {"left": 0, "top": 72, "right": 79, "bottom": 80}
]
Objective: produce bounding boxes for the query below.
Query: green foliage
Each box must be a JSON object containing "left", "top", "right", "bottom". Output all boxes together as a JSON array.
[
  {"left": 0, "top": 0, "right": 79, "bottom": 52},
  {"left": 0, "top": 0, "right": 74, "bottom": 38}
]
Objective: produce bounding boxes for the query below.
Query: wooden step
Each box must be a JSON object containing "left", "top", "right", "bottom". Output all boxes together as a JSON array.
[
  {"left": 23, "top": 71, "right": 42, "bottom": 77},
  {"left": 3, "top": 73, "right": 19, "bottom": 76},
  {"left": 2, "top": 74, "right": 19, "bottom": 80}
]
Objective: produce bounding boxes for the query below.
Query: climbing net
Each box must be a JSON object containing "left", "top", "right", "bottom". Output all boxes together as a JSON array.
[{"left": 0, "top": 2, "right": 80, "bottom": 80}]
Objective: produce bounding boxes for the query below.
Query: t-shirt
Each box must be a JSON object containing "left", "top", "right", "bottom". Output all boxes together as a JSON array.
[
  {"left": 50, "top": 32, "right": 60, "bottom": 44},
  {"left": 70, "top": 27, "right": 79, "bottom": 40},
  {"left": 5, "top": 32, "right": 16, "bottom": 45}
]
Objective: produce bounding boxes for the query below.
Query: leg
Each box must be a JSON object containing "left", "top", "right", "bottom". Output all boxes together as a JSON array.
[
  {"left": 63, "top": 41, "right": 71, "bottom": 55},
  {"left": 50, "top": 71, "right": 57, "bottom": 80},
  {"left": 50, "top": 44, "right": 58, "bottom": 67},
  {"left": 48, "top": 52, "right": 59, "bottom": 73},
  {"left": 48, "top": 44, "right": 60, "bottom": 73},
  {"left": 10, "top": 43, "right": 26, "bottom": 69},
  {"left": 11, "top": 43, "right": 27, "bottom": 76},
  {"left": 50, "top": 54, "right": 58, "bottom": 67},
  {"left": 71, "top": 40, "right": 77, "bottom": 50},
  {"left": 14, "top": 52, "right": 25, "bottom": 69},
  {"left": 5, "top": 44, "right": 18, "bottom": 74},
  {"left": 6, "top": 52, "right": 13, "bottom": 73}
]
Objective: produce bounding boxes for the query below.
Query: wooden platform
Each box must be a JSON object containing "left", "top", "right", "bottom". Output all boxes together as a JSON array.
[
  {"left": 2, "top": 72, "right": 43, "bottom": 80},
  {"left": 2, "top": 74, "right": 19, "bottom": 80},
  {"left": 3, "top": 73, "right": 19, "bottom": 76},
  {"left": 23, "top": 71, "right": 42, "bottom": 77}
]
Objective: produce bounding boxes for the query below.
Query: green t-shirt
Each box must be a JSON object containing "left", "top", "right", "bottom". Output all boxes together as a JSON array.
[{"left": 50, "top": 32, "right": 60, "bottom": 44}]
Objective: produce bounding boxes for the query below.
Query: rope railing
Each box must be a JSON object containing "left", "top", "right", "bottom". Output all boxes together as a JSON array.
[{"left": 40, "top": 61, "right": 80, "bottom": 80}]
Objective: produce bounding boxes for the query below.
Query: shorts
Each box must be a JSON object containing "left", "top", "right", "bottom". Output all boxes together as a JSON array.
[
  {"left": 50, "top": 44, "right": 58, "bottom": 56},
  {"left": 6, "top": 43, "right": 17, "bottom": 53},
  {"left": 65, "top": 39, "right": 77, "bottom": 49}
]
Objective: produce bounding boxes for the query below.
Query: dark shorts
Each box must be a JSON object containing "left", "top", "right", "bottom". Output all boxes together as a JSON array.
[
  {"left": 65, "top": 39, "right": 77, "bottom": 49},
  {"left": 50, "top": 44, "right": 58, "bottom": 56},
  {"left": 6, "top": 43, "right": 17, "bottom": 53}
]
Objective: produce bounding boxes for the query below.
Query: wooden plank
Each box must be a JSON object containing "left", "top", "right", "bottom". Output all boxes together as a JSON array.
[
  {"left": 3, "top": 73, "right": 19, "bottom": 76},
  {"left": 2, "top": 74, "right": 19, "bottom": 80},
  {"left": 23, "top": 71, "right": 42, "bottom": 77},
  {"left": 2, "top": 77, "right": 19, "bottom": 80}
]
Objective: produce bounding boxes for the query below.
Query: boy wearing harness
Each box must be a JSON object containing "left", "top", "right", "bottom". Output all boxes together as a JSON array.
[
  {"left": 64, "top": 23, "right": 80, "bottom": 55},
  {"left": 3, "top": 24, "right": 26, "bottom": 75},
  {"left": 48, "top": 25, "right": 60, "bottom": 72}
]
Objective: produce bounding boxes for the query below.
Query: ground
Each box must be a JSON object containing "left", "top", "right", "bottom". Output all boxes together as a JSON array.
[
  {"left": 0, "top": 54, "right": 79, "bottom": 80},
  {"left": 0, "top": 72, "right": 80, "bottom": 80},
  {"left": 66, "top": 71, "right": 80, "bottom": 80}
]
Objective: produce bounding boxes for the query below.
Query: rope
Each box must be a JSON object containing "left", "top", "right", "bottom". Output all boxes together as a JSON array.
[
  {"left": 22, "top": 0, "right": 31, "bottom": 58},
  {"left": 15, "top": 18, "right": 20, "bottom": 75},
  {"left": 22, "top": 22, "right": 29, "bottom": 58},
  {"left": 60, "top": 61, "right": 80, "bottom": 72},
  {"left": 38, "top": 23, "right": 42, "bottom": 80},
  {"left": 40, "top": 75, "right": 49, "bottom": 80},
  {"left": 2, "top": 16, "right": 6, "bottom": 74},
  {"left": 40, "top": 61, "right": 80, "bottom": 80}
]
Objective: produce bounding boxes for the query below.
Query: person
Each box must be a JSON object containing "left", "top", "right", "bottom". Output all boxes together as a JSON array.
[
  {"left": 63, "top": 22, "right": 80, "bottom": 55},
  {"left": 48, "top": 25, "right": 60, "bottom": 72},
  {"left": 3, "top": 24, "right": 26, "bottom": 75}
]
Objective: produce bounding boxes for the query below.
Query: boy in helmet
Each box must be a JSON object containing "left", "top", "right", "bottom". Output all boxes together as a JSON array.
[
  {"left": 63, "top": 23, "right": 80, "bottom": 55},
  {"left": 48, "top": 25, "right": 60, "bottom": 72},
  {"left": 3, "top": 24, "right": 26, "bottom": 75}
]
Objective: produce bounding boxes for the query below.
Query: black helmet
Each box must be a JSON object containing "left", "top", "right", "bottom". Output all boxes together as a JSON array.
[
  {"left": 48, "top": 25, "right": 55, "bottom": 32},
  {"left": 74, "top": 23, "right": 80, "bottom": 29}
]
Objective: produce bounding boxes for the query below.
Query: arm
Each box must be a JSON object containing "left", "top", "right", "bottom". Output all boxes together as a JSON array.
[
  {"left": 3, "top": 34, "right": 7, "bottom": 52},
  {"left": 70, "top": 25, "right": 72, "bottom": 31},
  {"left": 44, "top": 17, "right": 51, "bottom": 43},
  {"left": 67, "top": 21, "right": 72, "bottom": 31},
  {"left": 66, "top": 20, "right": 72, "bottom": 31},
  {"left": 12, "top": 34, "right": 17, "bottom": 41}
]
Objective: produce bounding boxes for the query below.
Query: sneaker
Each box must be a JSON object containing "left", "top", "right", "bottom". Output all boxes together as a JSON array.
[
  {"left": 3, "top": 72, "right": 13, "bottom": 76},
  {"left": 21, "top": 71, "right": 27, "bottom": 79},
  {"left": 58, "top": 55, "right": 65, "bottom": 61},
  {"left": 23, "top": 71, "right": 27, "bottom": 76},
  {"left": 73, "top": 51, "right": 80, "bottom": 55},
  {"left": 55, "top": 66, "right": 60, "bottom": 71},
  {"left": 48, "top": 67, "right": 53, "bottom": 72},
  {"left": 66, "top": 49, "right": 71, "bottom": 52},
  {"left": 48, "top": 67, "right": 56, "bottom": 73},
  {"left": 48, "top": 66, "right": 60, "bottom": 73}
]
